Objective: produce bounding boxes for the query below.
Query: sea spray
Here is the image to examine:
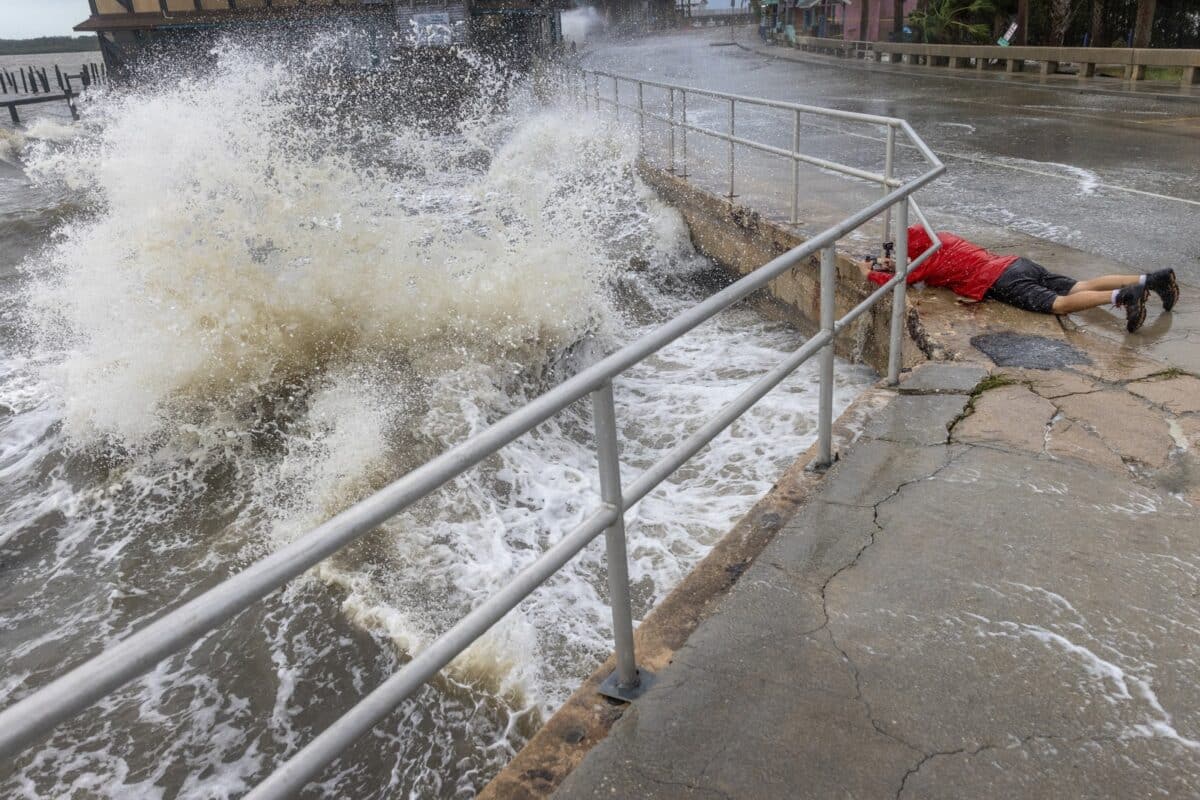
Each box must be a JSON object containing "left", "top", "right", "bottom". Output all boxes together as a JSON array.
[{"left": 2, "top": 36, "right": 873, "bottom": 799}]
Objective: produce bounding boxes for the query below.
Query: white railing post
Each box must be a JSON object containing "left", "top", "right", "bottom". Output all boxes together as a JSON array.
[
  {"left": 637, "top": 81, "right": 645, "bottom": 152},
  {"left": 591, "top": 381, "right": 644, "bottom": 699},
  {"left": 680, "top": 89, "right": 688, "bottom": 178},
  {"left": 791, "top": 108, "right": 801, "bottom": 225},
  {"left": 668, "top": 87, "right": 676, "bottom": 174},
  {"left": 887, "top": 199, "right": 909, "bottom": 385},
  {"left": 816, "top": 245, "right": 837, "bottom": 467},
  {"left": 727, "top": 97, "right": 736, "bottom": 199},
  {"left": 882, "top": 124, "right": 896, "bottom": 243}
]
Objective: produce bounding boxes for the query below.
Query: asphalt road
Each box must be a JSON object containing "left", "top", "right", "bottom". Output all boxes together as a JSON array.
[{"left": 582, "top": 29, "right": 1200, "bottom": 283}]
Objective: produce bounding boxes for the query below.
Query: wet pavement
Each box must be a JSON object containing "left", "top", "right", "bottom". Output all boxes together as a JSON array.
[
  {"left": 554, "top": 358, "right": 1200, "bottom": 799},
  {"left": 581, "top": 27, "right": 1200, "bottom": 373},
  {"left": 484, "top": 34, "right": 1200, "bottom": 798},
  {"left": 581, "top": 27, "right": 1200, "bottom": 284}
]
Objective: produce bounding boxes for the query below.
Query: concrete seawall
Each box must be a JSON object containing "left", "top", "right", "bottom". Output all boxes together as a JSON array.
[
  {"left": 479, "top": 161, "right": 925, "bottom": 800},
  {"left": 638, "top": 164, "right": 928, "bottom": 375},
  {"left": 483, "top": 142, "right": 1200, "bottom": 797}
]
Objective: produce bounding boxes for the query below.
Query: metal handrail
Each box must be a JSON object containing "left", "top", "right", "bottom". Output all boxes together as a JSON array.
[
  {"left": 0, "top": 70, "right": 945, "bottom": 798},
  {"left": 580, "top": 68, "right": 942, "bottom": 232}
]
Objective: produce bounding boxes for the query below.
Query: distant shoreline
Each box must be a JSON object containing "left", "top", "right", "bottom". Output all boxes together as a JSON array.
[{"left": 0, "top": 37, "right": 100, "bottom": 57}]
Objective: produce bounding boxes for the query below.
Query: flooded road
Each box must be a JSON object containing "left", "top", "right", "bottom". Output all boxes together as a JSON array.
[{"left": 583, "top": 29, "right": 1200, "bottom": 282}]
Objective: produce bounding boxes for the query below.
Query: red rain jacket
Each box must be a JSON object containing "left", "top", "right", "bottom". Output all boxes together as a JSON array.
[{"left": 867, "top": 226, "right": 1018, "bottom": 302}]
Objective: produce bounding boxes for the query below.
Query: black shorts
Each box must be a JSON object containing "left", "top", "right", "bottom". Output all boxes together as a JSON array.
[{"left": 985, "top": 258, "right": 1077, "bottom": 314}]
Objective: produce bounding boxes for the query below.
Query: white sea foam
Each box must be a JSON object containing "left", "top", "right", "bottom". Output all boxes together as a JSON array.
[
  {"left": 0, "top": 127, "right": 24, "bottom": 165},
  {"left": 1, "top": 36, "right": 873, "bottom": 799},
  {"left": 936, "top": 122, "right": 976, "bottom": 134}
]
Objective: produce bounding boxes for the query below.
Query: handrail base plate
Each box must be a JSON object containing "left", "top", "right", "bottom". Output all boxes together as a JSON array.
[{"left": 598, "top": 668, "right": 657, "bottom": 703}]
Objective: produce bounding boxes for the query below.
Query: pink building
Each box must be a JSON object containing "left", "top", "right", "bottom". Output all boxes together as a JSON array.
[{"left": 840, "top": 0, "right": 919, "bottom": 41}]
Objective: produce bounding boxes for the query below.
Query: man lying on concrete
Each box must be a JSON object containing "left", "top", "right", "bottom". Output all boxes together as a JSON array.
[{"left": 859, "top": 226, "right": 1178, "bottom": 333}]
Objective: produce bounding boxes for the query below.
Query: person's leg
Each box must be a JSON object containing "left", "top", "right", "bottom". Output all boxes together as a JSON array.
[
  {"left": 989, "top": 260, "right": 1147, "bottom": 331},
  {"left": 1068, "top": 274, "right": 1143, "bottom": 294},
  {"left": 1054, "top": 285, "right": 1147, "bottom": 331},
  {"left": 1051, "top": 290, "right": 1120, "bottom": 313}
]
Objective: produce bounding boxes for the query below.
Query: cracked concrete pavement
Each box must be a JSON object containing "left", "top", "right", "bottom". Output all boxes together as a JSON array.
[
  {"left": 505, "top": 33, "right": 1200, "bottom": 796},
  {"left": 554, "top": 361, "right": 1200, "bottom": 799}
]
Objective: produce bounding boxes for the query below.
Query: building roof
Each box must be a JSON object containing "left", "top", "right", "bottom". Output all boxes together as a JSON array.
[
  {"left": 76, "top": 1, "right": 564, "bottom": 32},
  {"left": 76, "top": 5, "right": 404, "bottom": 32}
]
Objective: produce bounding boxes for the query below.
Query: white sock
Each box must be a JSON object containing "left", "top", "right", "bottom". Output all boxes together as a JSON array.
[
  {"left": 1112, "top": 289, "right": 1121, "bottom": 306},
  {"left": 1139, "top": 274, "right": 1147, "bottom": 286}
]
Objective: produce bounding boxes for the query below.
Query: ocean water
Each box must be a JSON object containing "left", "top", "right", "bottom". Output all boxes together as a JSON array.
[{"left": 0, "top": 39, "right": 872, "bottom": 798}]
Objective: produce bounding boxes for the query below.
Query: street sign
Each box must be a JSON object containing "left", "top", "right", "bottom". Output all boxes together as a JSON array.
[{"left": 997, "top": 21, "right": 1018, "bottom": 46}]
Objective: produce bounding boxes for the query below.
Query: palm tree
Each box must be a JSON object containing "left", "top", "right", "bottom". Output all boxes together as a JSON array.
[
  {"left": 907, "top": 0, "right": 994, "bottom": 43},
  {"left": 1132, "top": 0, "right": 1156, "bottom": 47},
  {"left": 1089, "top": 0, "right": 1105, "bottom": 46}
]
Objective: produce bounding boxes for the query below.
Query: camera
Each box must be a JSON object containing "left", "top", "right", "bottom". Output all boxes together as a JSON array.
[{"left": 882, "top": 241, "right": 895, "bottom": 258}]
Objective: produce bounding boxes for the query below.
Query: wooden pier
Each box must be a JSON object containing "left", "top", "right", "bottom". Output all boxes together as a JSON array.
[
  {"left": 3, "top": 93, "right": 80, "bottom": 127},
  {"left": 0, "top": 62, "right": 103, "bottom": 127}
]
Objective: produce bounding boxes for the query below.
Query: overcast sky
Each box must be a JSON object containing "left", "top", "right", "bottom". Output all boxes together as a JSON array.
[{"left": 2, "top": 0, "right": 91, "bottom": 39}]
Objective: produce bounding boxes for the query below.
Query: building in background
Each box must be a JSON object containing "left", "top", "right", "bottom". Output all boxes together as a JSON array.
[
  {"left": 840, "top": 0, "right": 919, "bottom": 41},
  {"left": 784, "top": 0, "right": 849, "bottom": 38},
  {"left": 74, "top": 0, "right": 567, "bottom": 74}
]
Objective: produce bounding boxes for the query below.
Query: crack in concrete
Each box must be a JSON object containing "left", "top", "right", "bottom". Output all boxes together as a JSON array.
[
  {"left": 629, "top": 761, "right": 731, "bottom": 800},
  {"left": 894, "top": 732, "right": 1129, "bottom": 798},
  {"left": 895, "top": 744, "right": 989, "bottom": 799},
  {"left": 809, "top": 446, "right": 970, "bottom": 758},
  {"left": 1041, "top": 396, "right": 1140, "bottom": 474},
  {"left": 1041, "top": 411, "right": 1061, "bottom": 456}
]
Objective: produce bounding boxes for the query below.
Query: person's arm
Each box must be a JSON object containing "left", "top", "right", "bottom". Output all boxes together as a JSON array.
[{"left": 861, "top": 256, "right": 897, "bottom": 286}]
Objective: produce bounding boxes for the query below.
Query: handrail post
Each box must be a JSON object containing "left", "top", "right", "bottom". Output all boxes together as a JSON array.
[
  {"left": 613, "top": 75, "right": 619, "bottom": 121},
  {"left": 594, "top": 72, "right": 600, "bottom": 111},
  {"left": 668, "top": 87, "right": 676, "bottom": 174},
  {"left": 638, "top": 81, "right": 645, "bottom": 152},
  {"left": 815, "top": 245, "right": 837, "bottom": 468},
  {"left": 791, "top": 108, "right": 801, "bottom": 225},
  {"left": 680, "top": 89, "right": 688, "bottom": 178},
  {"left": 887, "top": 200, "right": 909, "bottom": 385},
  {"left": 591, "top": 381, "right": 649, "bottom": 701},
  {"left": 882, "top": 124, "right": 896, "bottom": 243},
  {"left": 727, "top": 97, "right": 736, "bottom": 199},
  {"left": 582, "top": 70, "right": 588, "bottom": 111}
]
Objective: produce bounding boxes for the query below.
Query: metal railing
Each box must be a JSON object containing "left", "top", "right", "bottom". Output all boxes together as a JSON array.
[
  {"left": 0, "top": 72, "right": 944, "bottom": 797},
  {"left": 577, "top": 68, "right": 935, "bottom": 239}
]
